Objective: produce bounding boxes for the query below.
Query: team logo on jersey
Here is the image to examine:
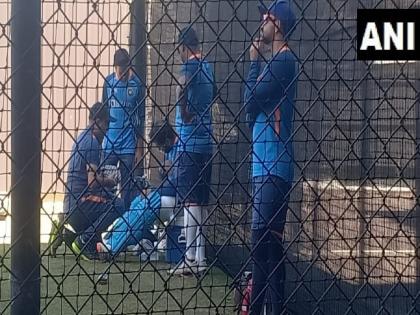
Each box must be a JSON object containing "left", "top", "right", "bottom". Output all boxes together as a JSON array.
[{"left": 127, "top": 87, "right": 137, "bottom": 97}]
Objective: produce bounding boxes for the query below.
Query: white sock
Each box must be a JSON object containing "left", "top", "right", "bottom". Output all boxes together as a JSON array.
[
  {"left": 159, "top": 196, "right": 176, "bottom": 222},
  {"left": 195, "top": 207, "right": 206, "bottom": 264},
  {"left": 180, "top": 207, "right": 188, "bottom": 239},
  {"left": 185, "top": 205, "right": 201, "bottom": 261}
]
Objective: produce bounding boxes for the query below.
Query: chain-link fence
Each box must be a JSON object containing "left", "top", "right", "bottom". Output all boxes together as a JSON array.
[{"left": 1, "top": 0, "right": 420, "bottom": 314}]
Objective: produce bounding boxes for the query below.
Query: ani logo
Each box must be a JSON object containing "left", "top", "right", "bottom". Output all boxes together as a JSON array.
[{"left": 357, "top": 9, "right": 419, "bottom": 60}]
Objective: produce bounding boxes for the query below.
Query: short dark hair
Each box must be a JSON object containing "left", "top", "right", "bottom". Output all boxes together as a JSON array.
[
  {"left": 149, "top": 120, "right": 176, "bottom": 148},
  {"left": 89, "top": 102, "right": 109, "bottom": 122},
  {"left": 114, "top": 48, "right": 130, "bottom": 67},
  {"left": 178, "top": 26, "right": 199, "bottom": 50}
]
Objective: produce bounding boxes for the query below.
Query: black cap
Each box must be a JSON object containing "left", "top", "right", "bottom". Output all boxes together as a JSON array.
[
  {"left": 178, "top": 26, "right": 199, "bottom": 49},
  {"left": 89, "top": 102, "right": 116, "bottom": 122},
  {"left": 113, "top": 48, "right": 130, "bottom": 67}
]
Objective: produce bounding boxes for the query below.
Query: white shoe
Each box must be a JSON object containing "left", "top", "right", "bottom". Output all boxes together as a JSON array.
[
  {"left": 134, "top": 238, "right": 154, "bottom": 256},
  {"left": 169, "top": 258, "right": 197, "bottom": 276},
  {"left": 196, "top": 260, "right": 208, "bottom": 273}
]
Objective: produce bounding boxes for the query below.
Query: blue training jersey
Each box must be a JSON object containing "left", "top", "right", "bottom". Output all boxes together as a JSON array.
[
  {"left": 102, "top": 72, "right": 145, "bottom": 155},
  {"left": 175, "top": 58, "right": 214, "bottom": 154},
  {"left": 244, "top": 50, "right": 297, "bottom": 182}
]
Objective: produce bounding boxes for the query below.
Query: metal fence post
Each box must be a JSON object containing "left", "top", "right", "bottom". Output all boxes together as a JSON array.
[
  {"left": 358, "top": 65, "right": 369, "bottom": 284},
  {"left": 130, "top": 0, "right": 147, "bottom": 86},
  {"left": 130, "top": 0, "right": 147, "bottom": 176},
  {"left": 415, "top": 66, "right": 420, "bottom": 312},
  {"left": 10, "top": 0, "right": 41, "bottom": 314}
]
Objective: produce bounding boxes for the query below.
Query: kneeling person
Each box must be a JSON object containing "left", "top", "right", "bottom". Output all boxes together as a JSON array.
[{"left": 63, "top": 102, "right": 124, "bottom": 260}]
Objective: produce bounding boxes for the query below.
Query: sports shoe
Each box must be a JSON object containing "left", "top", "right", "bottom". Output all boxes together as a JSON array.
[
  {"left": 127, "top": 238, "right": 155, "bottom": 256},
  {"left": 138, "top": 239, "right": 159, "bottom": 261},
  {"left": 169, "top": 258, "right": 197, "bottom": 276},
  {"left": 71, "top": 239, "right": 90, "bottom": 261},
  {"left": 48, "top": 219, "right": 62, "bottom": 257},
  {"left": 196, "top": 260, "right": 208, "bottom": 273}
]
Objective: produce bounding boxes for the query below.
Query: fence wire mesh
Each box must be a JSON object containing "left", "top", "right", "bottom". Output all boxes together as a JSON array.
[{"left": 1, "top": 0, "right": 420, "bottom": 314}]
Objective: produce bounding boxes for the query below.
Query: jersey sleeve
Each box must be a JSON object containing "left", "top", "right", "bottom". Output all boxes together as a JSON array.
[
  {"left": 82, "top": 137, "right": 101, "bottom": 168},
  {"left": 244, "top": 56, "right": 296, "bottom": 115}
]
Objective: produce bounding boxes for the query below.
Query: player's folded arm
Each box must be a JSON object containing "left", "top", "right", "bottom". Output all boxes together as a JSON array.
[
  {"left": 177, "top": 75, "right": 196, "bottom": 123},
  {"left": 244, "top": 59, "right": 288, "bottom": 115}
]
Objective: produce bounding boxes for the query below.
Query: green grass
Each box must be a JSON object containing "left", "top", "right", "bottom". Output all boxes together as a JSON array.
[{"left": 0, "top": 244, "right": 236, "bottom": 314}]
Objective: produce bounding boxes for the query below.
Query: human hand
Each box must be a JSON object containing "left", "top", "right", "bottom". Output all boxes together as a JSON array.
[{"left": 250, "top": 38, "right": 262, "bottom": 61}]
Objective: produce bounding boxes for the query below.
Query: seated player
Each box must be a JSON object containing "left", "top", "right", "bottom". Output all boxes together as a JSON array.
[
  {"left": 60, "top": 102, "right": 125, "bottom": 260},
  {"left": 97, "top": 120, "right": 181, "bottom": 257}
]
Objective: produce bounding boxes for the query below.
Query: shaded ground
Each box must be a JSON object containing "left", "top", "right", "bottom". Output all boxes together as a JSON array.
[{"left": 0, "top": 244, "right": 235, "bottom": 315}]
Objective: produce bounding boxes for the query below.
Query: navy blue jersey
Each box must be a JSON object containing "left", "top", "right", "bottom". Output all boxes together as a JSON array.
[
  {"left": 63, "top": 128, "right": 102, "bottom": 214},
  {"left": 102, "top": 72, "right": 145, "bottom": 155},
  {"left": 244, "top": 50, "right": 297, "bottom": 182},
  {"left": 175, "top": 58, "right": 214, "bottom": 154},
  {"left": 156, "top": 144, "right": 179, "bottom": 197}
]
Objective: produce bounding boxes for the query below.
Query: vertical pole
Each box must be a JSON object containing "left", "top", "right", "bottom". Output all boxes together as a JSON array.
[
  {"left": 130, "top": 0, "right": 147, "bottom": 176},
  {"left": 415, "top": 65, "right": 420, "bottom": 311},
  {"left": 10, "top": 0, "right": 41, "bottom": 314},
  {"left": 130, "top": 0, "right": 147, "bottom": 86},
  {"left": 358, "top": 67, "right": 369, "bottom": 284},
  {"left": 311, "top": 108, "right": 321, "bottom": 260}
]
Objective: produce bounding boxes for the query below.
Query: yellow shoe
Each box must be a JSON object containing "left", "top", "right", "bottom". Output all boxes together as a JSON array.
[{"left": 71, "top": 240, "right": 89, "bottom": 261}]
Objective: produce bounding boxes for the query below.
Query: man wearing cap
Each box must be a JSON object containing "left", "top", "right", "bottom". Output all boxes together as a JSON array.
[
  {"left": 244, "top": 1, "right": 297, "bottom": 313},
  {"left": 169, "top": 26, "right": 216, "bottom": 275},
  {"left": 102, "top": 48, "right": 146, "bottom": 209},
  {"left": 61, "top": 102, "right": 124, "bottom": 259}
]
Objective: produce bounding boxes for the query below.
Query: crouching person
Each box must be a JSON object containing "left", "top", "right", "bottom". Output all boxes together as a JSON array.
[{"left": 62, "top": 102, "right": 124, "bottom": 260}]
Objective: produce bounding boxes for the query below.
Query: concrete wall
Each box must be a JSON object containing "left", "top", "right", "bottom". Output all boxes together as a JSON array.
[{"left": 0, "top": 0, "right": 131, "bottom": 200}]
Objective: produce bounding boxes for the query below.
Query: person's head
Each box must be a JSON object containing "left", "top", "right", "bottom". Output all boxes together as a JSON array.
[
  {"left": 258, "top": 1, "right": 296, "bottom": 44},
  {"left": 177, "top": 26, "right": 200, "bottom": 62},
  {"left": 89, "top": 102, "right": 113, "bottom": 142},
  {"left": 149, "top": 120, "right": 177, "bottom": 153},
  {"left": 114, "top": 48, "right": 131, "bottom": 79}
]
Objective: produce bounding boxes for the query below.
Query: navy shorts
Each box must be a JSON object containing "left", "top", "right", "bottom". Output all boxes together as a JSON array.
[
  {"left": 252, "top": 175, "right": 290, "bottom": 231},
  {"left": 65, "top": 197, "right": 124, "bottom": 235},
  {"left": 158, "top": 177, "right": 177, "bottom": 197},
  {"left": 175, "top": 151, "right": 212, "bottom": 205}
]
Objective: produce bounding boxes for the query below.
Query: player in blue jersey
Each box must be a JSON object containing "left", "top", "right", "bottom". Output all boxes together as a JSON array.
[
  {"left": 244, "top": 1, "right": 297, "bottom": 313},
  {"left": 169, "top": 26, "right": 216, "bottom": 275},
  {"left": 96, "top": 120, "right": 181, "bottom": 256},
  {"left": 102, "top": 48, "right": 146, "bottom": 209},
  {"left": 61, "top": 102, "right": 124, "bottom": 260}
]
